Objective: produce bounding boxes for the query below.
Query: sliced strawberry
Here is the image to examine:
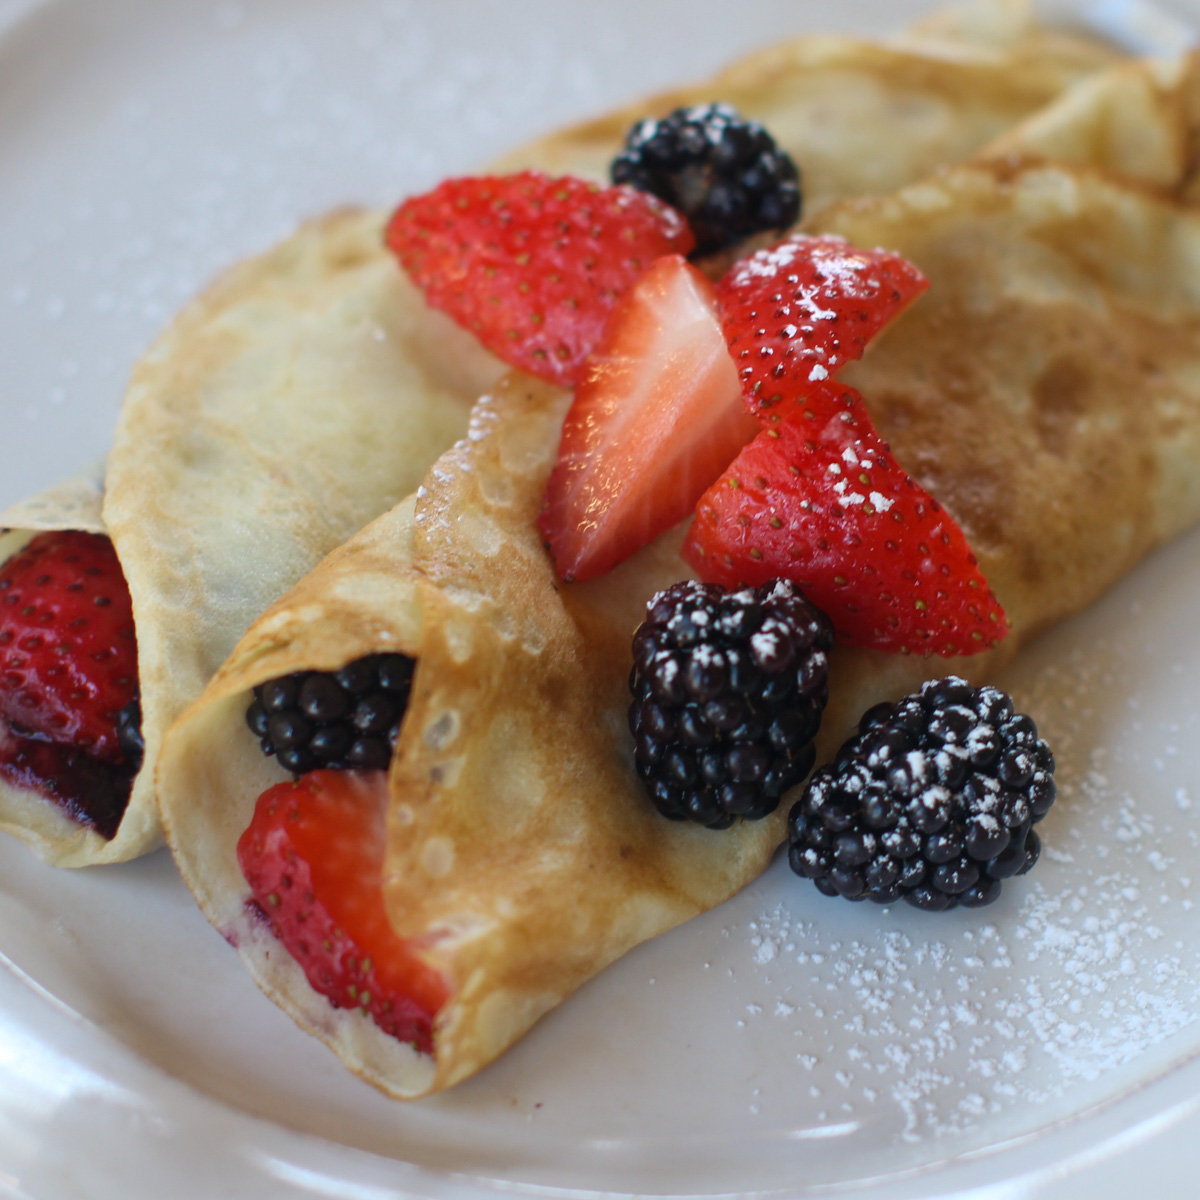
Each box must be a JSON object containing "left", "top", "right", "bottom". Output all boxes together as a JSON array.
[
  {"left": 718, "top": 233, "right": 927, "bottom": 422},
  {"left": 686, "top": 235, "right": 1003, "bottom": 655},
  {"left": 538, "top": 254, "right": 755, "bottom": 582},
  {"left": 0, "top": 530, "right": 138, "bottom": 763},
  {"left": 237, "top": 769, "right": 449, "bottom": 1054},
  {"left": 683, "top": 381, "right": 1009, "bottom": 657},
  {"left": 386, "top": 171, "right": 694, "bottom": 387}
]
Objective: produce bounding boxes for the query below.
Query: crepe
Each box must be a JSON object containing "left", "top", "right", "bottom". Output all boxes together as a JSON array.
[
  {"left": 0, "top": 0, "right": 1114, "bottom": 870},
  {"left": 502, "top": 0, "right": 1119, "bottom": 211},
  {"left": 0, "top": 464, "right": 125, "bottom": 861},
  {"left": 159, "top": 372, "right": 807, "bottom": 1096},
  {"left": 981, "top": 46, "right": 1200, "bottom": 199},
  {"left": 157, "top": 54, "right": 1200, "bottom": 1093},
  {"left": 0, "top": 210, "right": 503, "bottom": 868}
]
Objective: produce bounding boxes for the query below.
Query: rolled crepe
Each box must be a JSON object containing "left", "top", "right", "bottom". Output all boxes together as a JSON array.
[
  {"left": 0, "top": 0, "right": 1115, "bottom": 868},
  {"left": 158, "top": 63, "right": 1200, "bottom": 1092},
  {"left": 0, "top": 464, "right": 129, "bottom": 862},
  {"left": 0, "top": 210, "right": 504, "bottom": 868},
  {"left": 981, "top": 46, "right": 1200, "bottom": 199},
  {"left": 502, "top": 0, "right": 1119, "bottom": 212}
]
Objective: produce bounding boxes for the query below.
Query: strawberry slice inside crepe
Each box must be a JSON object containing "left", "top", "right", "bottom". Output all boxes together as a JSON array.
[{"left": 238, "top": 769, "right": 449, "bottom": 1053}]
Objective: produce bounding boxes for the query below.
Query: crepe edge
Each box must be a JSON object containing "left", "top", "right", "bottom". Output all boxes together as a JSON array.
[{"left": 0, "top": 464, "right": 165, "bottom": 867}]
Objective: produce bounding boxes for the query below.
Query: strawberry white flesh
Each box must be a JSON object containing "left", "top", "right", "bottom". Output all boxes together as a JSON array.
[{"left": 539, "top": 254, "right": 755, "bottom": 582}]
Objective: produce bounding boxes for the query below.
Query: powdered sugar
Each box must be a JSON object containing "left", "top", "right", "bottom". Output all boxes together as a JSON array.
[{"left": 720, "top": 605, "right": 1200, "bottom": 1161}]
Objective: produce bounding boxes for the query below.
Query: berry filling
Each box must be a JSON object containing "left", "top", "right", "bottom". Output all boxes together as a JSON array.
[
  {"left": 0, "top": 732, "right": 135, "bottom": 841},
  {"left": 787, "top": 676, "right": 1056, "bottom": 910},
  {"left": 237, "top": 769, "right": 448, "bottom": 1053},
  {"left": 0, "top": 531, "right": 141, "bottom": 839},
  {"left": 245, "top": 653, "right": 414, "bottom": 774},
  {"left": 240, "top": 655, "right": 433, "bottom": 1046}
]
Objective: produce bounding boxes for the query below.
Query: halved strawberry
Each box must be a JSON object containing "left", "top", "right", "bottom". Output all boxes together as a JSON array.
[
  {"left": 0, "top": 530, "right": 138, "bottom": 762},
  {"left": 237, "top": 769, "right": 449, "bottom": 1053},
  {"left": 682, "top": 381, "right": 1009, "bottom": 657},
  {"left": 718, "top": 233, "right": 928, "bottom": 422},
  {"left": 385, "top": 171, "right": 694, "bottom": 387},
  {"left": 538, "top": 254, "right": 756, "bottom": 582}
]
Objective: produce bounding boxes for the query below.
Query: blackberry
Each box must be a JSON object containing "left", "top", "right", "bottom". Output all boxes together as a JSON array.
[
  {"left": 629, "top": 579, "right": 833, "bottom": 829},
  {"left": 245, "top": 652, "right": 415, "bottom": 775},
  {"left": 611, "top": 103, "right": 801, "bottom": 257},
  {"left": 787, "top": 676, "right": 1057, "bottom": 911}
]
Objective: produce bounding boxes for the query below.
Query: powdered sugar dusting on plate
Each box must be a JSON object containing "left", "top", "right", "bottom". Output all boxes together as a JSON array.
[{"left": 727, "top": 626, "right": 1200, "bottom": 1153}]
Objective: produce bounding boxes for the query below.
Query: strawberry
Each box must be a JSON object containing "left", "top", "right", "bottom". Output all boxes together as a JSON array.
[
  {"left": 682, "top": 381, "right": 1009, "bottom": 657},
  {"left": 538, "top": 254, "right": 755, "bottom": 582},
  {"left": 237, "top": 769, "right": 449, "bottom": 1053},
  {"left": 683, "top": 235, "right": 1004, "bottom": 656},
  {"left": 0, "top": 530, "right": 138, "bottom": 763},
  {"left": 386, "top": 171, "right": 694, "bottom": 387},
  {"left": 718, "top": 233, "right": 927, "bottom": 422}
]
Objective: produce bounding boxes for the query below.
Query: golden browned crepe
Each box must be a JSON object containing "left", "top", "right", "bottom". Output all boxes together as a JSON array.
[
  {"left": 0, "top": 0, "right": 1114, "bottom": 870},
  {"left": 158, "top": 52, "right": 1200, "bottom": 1093},
  {"left": 982, "top": 47, "right": 1200, "bottom": 198},
  {"left": 494, "top": 0, "right": 1119, "bottom": 283},
  {"left": 504, "top": 1, "right": 1118, "bottom": 212},
  {"left": 0, "top": 211, "right": 503, "bottom": 868},
  {"left": 160, "top": 375, "right": 787, "bottom": 1096},
  {"left": 806, "top": 47, "right": 1200, "bottom": 743}
]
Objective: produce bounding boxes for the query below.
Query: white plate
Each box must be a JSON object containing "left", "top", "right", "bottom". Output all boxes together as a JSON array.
[{"left": 3, "top": 1, "right": 1200, "bottom": 1197}]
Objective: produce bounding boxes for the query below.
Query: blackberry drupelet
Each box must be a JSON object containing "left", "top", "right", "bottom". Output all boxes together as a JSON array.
[
  {"left": 787, "top": 676, "right": 1057, "bottom": 910},
  {"left": 629, "top": 579, "right": 833, "bottom": 829},
  {"left": 115, "top": 697, "right": 144, "bottom": 772},
  {"left": 245, "top": 653, "right": 415, "bottom": 775},
  {"left": 611, "top": 103, "right": 801, "bottom": 257}
]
